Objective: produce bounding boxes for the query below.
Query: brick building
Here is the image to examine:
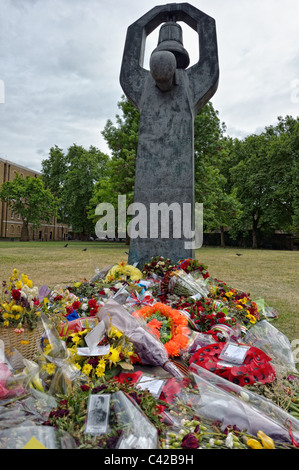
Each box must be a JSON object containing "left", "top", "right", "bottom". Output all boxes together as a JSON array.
[{"left": 0, "top": 157, "right": 69, "bottom": 241}]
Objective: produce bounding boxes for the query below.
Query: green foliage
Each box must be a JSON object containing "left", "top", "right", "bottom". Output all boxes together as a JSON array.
[
  {"left": 0, "top": 174, "right": 58, "bottom": 241},
  {"left": 42, "top": 144, "right": 109, "bottom": 238},
  {"left": 229, "top": 116, "right": 299, "bottom": 247}
]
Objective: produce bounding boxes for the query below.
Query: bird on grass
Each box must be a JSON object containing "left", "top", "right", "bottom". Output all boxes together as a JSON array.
[
  {"left": 82, "top": 248, "right": 87, "bottom": 251},
  {"left": 236, "top": 253, "right": 243, "bottom": 256},
  {"left": 64, "top": 244, "right": 68, "bottom": 247}
]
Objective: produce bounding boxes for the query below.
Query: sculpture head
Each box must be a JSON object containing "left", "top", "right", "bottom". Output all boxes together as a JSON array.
[{"left": 150, "top": 50, "right": 177, "bottom": 91}]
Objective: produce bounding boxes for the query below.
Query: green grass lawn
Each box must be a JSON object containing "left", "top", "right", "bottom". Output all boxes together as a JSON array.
[{"left": 0, "top": 241, "right": 298, "bottom": 341}]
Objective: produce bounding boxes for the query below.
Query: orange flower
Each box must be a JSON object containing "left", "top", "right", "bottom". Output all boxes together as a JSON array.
[{"left": 132, "top": 302, "right": 190, "bottom": 358}]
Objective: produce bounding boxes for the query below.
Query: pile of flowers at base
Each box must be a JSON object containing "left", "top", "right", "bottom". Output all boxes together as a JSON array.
[
  {"left": 0, "top": 269, "right": 45, "bottom": 332},
  {"left": 132, "top": 302, "right": 190, "bottom": 358}
]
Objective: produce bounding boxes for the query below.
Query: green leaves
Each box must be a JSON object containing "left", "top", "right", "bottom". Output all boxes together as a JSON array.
[{"left": 0, "top": 174, "right": 58, "bottom": 239}]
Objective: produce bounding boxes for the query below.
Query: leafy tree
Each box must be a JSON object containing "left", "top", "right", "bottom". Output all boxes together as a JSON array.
[
  {"left": 42, "top": 144, "right": 109, "bottom": 240},
  {"left": 88, "top": 97, "right": 139, "bottom": 241},
  {"left": 193, "top": 104, "right": 241, "bottom": 245},
  {"left": 229, "top": 118, "right": 298, "bottom": 248},
  {"left": 0, "top": 174, "right": 58, "bottom": 241}
]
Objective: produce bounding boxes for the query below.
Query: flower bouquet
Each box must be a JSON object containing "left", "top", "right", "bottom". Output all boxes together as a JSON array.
[
  {"left": 162, "top": 269, "right": 210, "bottom": 300},
  {"left": 177, "top": 258, "right": 210, "bottom": 279},
  {"left": 98, "top": 300, "right": 185, "bottom": 378},
  {"left": 63, "top": 321, "right": 135, "bottom": 381},
  {"left": 188, "top": 363, "right": 299, "bottom": 447},
  {"left": 0, "top": 269, "right": 45, "bottom": 360},
  {"left": 44, "top": 381, "right": 162, "bottom": 449},
  {"left": 132, "top": 302, "right": 190, "bottom": 358},
  {"left": 189, "top": 341, "right": 276, "bottom": 387},
  {"left": 141, "top": 256, "right": 177, "bottom": 278},
  {"left": 105, "top": 261, "right": 143, "bottom": 283}
]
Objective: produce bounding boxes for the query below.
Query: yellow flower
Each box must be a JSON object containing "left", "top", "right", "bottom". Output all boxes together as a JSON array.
[
  {"left": 3, "top": 321, "right": 9, "bottom": 327},
  {"left": 73, "top": 282, "right": 82, "bottom": 288},
  {"left": 82, "top": 363, "right": 93, "bottom": 376},
  {"left": 21, "top": 274, "right": 28, "bottom": 284},
  {"left": 12, "top": 268, "right": 19, "bottom": 279},
  {"left": 109, "top": 326, "right": 123, "bottom": 338},
  {"left": 16, "top": 281, "right": 23, "bottom": 289},
  {"left": 12, "top": 305, "right": 23, "bottom": 313},
  {"left": 257, "top": 431, "right": 275, "bottom": 449},
  {"left": 247, "top": 438, "right": 262, "bottom": 449},
  {"left": 71, "top": 335, "right": 81, "bottom": 344},
  {"left": 95, "top": 359, "right": 106, "bottom": 377},
  {"left": 246, "top": 313, "right": 257, "bottom": 324},
  {"left": 43, "top": 297, "right": 49, "bottom": 305},
  {"left": 108, "top": 347, "right": 120, "bottom": 364},
  {"left": 2, "top": 313, "right": 10, "bottom": 319},
  {"left": 45, "top": 363, "right": 56, "bottom": 375},
  {"left": 20, "top": 340, "right": 29, "bottom": 345},
  {"left": 27, "top": 279, "right": 33, "bottom": 288}
]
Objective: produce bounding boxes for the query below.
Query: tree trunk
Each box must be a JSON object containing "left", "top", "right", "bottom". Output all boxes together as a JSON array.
[
  {"left": 252, "top": 216, "right": 259, "bottom": 249},
  {"left": 20, "top": 221, "right": 30, "bottom": 241},
  {"left": 220, "top": 226, "right": 226, "bottom": 247}
]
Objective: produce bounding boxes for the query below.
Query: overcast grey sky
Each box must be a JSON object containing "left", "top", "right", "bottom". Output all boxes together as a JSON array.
[{"left": 1, "top": 0, "right": 298, "bottom": 172}]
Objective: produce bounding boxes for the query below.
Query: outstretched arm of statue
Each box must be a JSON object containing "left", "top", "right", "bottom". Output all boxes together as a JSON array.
[
  {"left": 119, "top": 18, "right": 149, "bottom": 111},
  {"left": 186, "top": 13, "right": 219, "bottom": 115}
]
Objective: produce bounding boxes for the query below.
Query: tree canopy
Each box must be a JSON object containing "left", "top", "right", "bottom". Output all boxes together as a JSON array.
[{"left": 0, "top": 174, "right": 58, "bottom": 241}]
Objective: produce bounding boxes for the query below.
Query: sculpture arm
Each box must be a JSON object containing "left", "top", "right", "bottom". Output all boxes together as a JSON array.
[
  {"left": 119, "top": 21, "right": 149, "bottom": 111},
  {"left": 186, "top": 12, "right": 219, "bottom": 115}
]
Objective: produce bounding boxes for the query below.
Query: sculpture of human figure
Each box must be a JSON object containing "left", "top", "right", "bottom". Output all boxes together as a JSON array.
[{"left": 120, "top": 3, "right": 219, "bottom": 268}]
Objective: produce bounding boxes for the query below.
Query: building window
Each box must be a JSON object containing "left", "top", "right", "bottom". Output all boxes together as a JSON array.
[{"left": 11, "top": 209, "right": 14, "bottom": 219}]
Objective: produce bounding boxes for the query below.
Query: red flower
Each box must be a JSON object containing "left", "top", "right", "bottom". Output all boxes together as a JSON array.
[
  {"left": 80, "top": 384, "right": 90, "bottom": 392},
  {"left": 88, "top": 298, "right": 98, "bottom": 309},
  {"left": 11, "top": 289, "right": 21, "bottom": 300},
  {"left": 72, "top": 300, "right": 81, "bottom": 310},
  {"left": 181, "top": 433, "right": 199, "bottom": 449},
  {"left": 65, "top": 306, "right": 73, "bottom": 315}
]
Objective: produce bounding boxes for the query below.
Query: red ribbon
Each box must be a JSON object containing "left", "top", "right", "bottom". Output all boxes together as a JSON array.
[{"left": 286, "top": 419, "right": 299, "bottom": 447}]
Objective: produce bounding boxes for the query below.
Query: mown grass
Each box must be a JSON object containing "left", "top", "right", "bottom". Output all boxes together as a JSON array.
[{"left": 0, "top": 241, "right": 298, "bottom": 341}]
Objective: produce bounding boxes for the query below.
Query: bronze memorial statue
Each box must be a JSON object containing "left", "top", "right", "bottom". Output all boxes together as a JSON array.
[{"left": 120, "top": 3, "right": 219, "bottom": 268}]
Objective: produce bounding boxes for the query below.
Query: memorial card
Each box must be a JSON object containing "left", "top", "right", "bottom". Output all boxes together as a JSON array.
[{"left": 85, "top": 394, "right": 110, "bottom": 435}]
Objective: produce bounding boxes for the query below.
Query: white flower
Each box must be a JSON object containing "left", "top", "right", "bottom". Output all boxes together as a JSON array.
[
  {"left": 225, "top": 432, "right": 234, "bottom": 449},
  {"left": 81, "top": 303, "right": 88, "bottom": 311}
]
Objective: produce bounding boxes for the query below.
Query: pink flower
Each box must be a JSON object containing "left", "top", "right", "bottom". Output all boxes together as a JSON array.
[{"left": 14, "top": 327, "right": 24, "bottom": 334}]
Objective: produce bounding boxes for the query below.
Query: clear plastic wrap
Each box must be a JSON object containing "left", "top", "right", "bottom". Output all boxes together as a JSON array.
[
  {"left": 98, "top": 300, "right": 184, "bottom": 378},
  {"left": 36, "top": 314, "right": 89, "bottom": 395},
  {"left": 168, "top": 270, "right": 210, "bottom": 299},
  {"left": 188, "top": 363, "right": 299, "bottom": 445},
  {"left": 112, "top": 391, "right": 158, "bottom": 449},
  {"left": 0, "top": 425, "right": 77, "bottom": 449},
  {"left": 243, "top": 320, "right": 297, "bottom": 373}
]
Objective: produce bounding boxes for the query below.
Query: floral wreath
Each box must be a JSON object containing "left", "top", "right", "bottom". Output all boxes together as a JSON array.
[
  {"left": 132, "top": 302, "right": 190, "bottom": 357},
  {"left": 105, "top": 261, "right": 143, "bottom": 283},
  {"left": 189, "top": 342, "right": 275, "bottom": 387}
]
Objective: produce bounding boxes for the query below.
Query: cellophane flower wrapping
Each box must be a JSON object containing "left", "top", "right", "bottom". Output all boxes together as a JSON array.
[
  {"left": 112, "top": 391, "right": 158, "bottom": 449},
  {"left": 98, "top": 300, "right": 184, "bottom": 378},
  {"left": 187, "top": 363, "right": 299, "bottom": 445},
  {"left": 0, "top": 424, "right": 77, "bottom": 449},
  {"left": 36, "top": 314, "right": 89, "bottom": 395},
  {"left": 168, "top": 270, "right": 210, "bottom": 299},
  {"left": 242, "top": 319, "right": 297, "bottom": 373}
]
